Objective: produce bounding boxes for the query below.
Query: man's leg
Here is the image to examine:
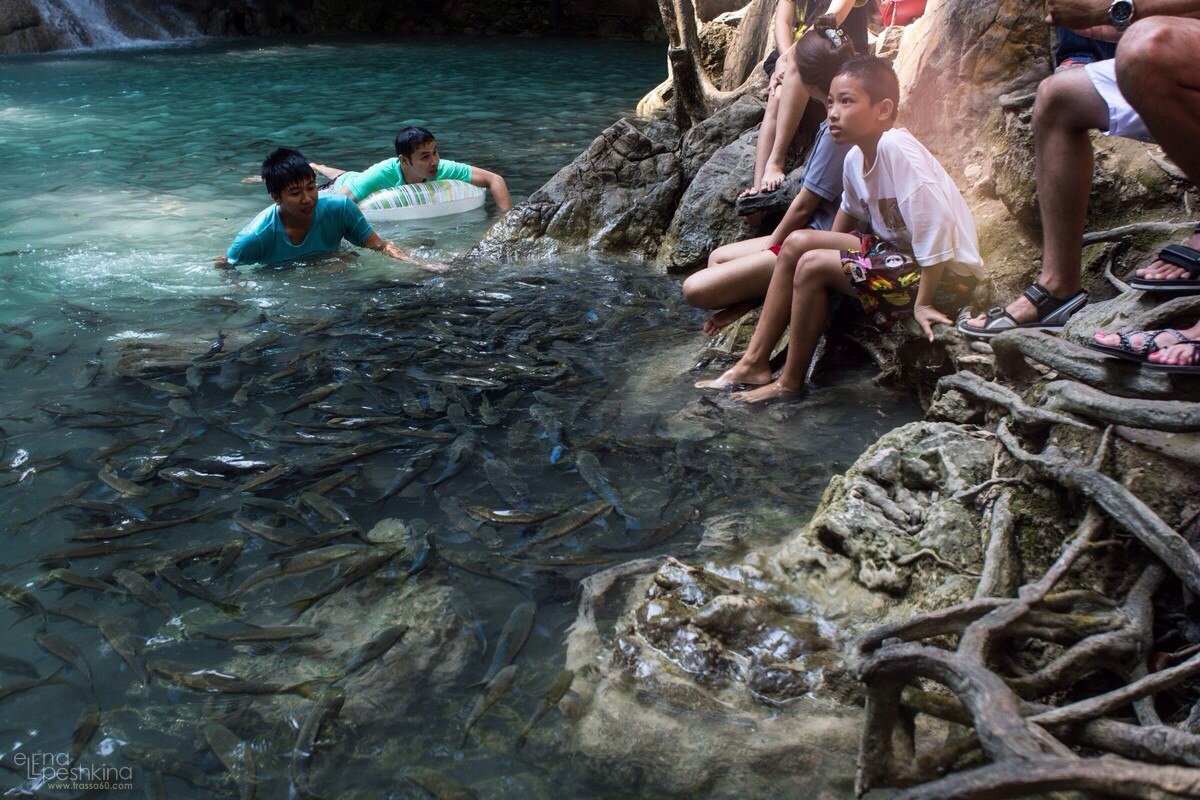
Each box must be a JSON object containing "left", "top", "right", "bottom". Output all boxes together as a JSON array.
[
  {"left": 310, "top": 163, "right": 346, "bottom": 180},
  {"left": 1117, "top": 17, "right": 1200, "bottom": 281},
  {"left": 733, "top": 248, "right": 854, "bottom": 403},
  {"left": 696, "top": 229, "right": 857, "bottom": 389},
  {"left": 966, "top": 68, "right": 1108, "bottom": 329},
  {"left": 761, "top": 62, "right": 812, "bottom": 193}
]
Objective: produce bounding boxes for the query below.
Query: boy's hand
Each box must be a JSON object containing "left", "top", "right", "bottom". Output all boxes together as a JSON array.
[
  {"left": 914, "top": 305, "right": 952, "bottom": 341},
  {"left": 213, "top": 255, "right": 234, "bottom": 270}
]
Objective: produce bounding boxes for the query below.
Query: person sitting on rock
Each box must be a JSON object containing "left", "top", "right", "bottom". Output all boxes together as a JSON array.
[
  {"left": 683, "top": 23, "right": 857, "bottom": 333},
  {"left": 959, "top": 0, "right": 1200, "bottom": 340},
  {"left": 739, "top": 0, "right": 875, "bottom": 206},
  {"left": 215, "top": 147, "right": 433, "bottom": 270},
  {"left": 312, "top": 126, "right": 513, "bottom": 213},
  {"left": 697, "top": 56, "right": 984, "bottom": 401}
]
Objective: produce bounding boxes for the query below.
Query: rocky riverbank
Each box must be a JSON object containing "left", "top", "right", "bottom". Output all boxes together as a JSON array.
[{"left": 474, "top": 0, "right": 1200, "bottom": 795}]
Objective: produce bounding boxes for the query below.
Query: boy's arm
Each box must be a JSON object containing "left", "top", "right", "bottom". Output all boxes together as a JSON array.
[
  {"left": 468, "top": 166, "right": 513, "bottom": 213},
  {"left": 361, "top": 231, "right": 446, "bottom": 271},
  {"left": 766, "top": 189, "right": 822, "bottom": 247},
  {"left": 1049, "top": 0, "right": 1200, "bottom": 34},
  {"left": 831, "top": 209, "right": 861, "bottom": 235},
  {"left": 913, "top": 262, "right": 952, "bottom": 341}
]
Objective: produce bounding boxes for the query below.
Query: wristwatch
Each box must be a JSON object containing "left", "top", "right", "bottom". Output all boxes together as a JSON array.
[{"left": 1108, "top": 0, "right": 1135, "bottom": 31}]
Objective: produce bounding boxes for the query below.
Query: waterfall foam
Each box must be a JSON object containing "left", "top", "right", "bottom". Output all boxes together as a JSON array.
[{"left": 26, "top": 0, "right": 199, "bottom": 50}]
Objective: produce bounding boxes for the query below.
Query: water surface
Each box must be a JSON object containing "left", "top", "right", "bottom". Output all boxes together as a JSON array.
[{"left": 0, "top": 37, "right": 920, "bottom": 798}]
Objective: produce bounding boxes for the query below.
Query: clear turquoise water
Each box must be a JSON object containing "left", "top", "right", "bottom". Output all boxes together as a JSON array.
[{"left": 0, "top": 37, "right": 919, "bottom": 799}]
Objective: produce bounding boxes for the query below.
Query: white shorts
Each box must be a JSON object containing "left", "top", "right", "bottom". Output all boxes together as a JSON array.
[{"left": 1084, "top": 59, "right": 1153, "bottom": 142}]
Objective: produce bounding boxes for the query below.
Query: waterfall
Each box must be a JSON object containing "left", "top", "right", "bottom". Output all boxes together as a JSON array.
[{"left": 27, "top": 0, "right": 198, "bottom": 50}]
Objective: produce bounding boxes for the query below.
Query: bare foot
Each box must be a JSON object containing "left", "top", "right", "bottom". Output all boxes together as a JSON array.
[
  {"left": 703, "top": 302, "right": 757, "bottom": 335},
  {"left": 731, "top": 380, "right": 804, "bottom": 404},
  {"left": 738, "top": 183, "right": 762, "bottom": 199},
  {"left": 760, "top": 165, "right": 785, "bottom": 193},
  {"left": 1135, "top": 230, "right": 1200, "bottom": 282},
  {"left": 695, "top": 361, "right": 772, "bottom": 390},
  {"left": 1149, "top": 341, "right": 1200, "bottom": 367}
]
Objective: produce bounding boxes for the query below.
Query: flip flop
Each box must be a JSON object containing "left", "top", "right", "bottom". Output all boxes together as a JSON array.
[
  {"left": 735, "top": 186, "right": 784, "bottom": 216},
  {"left": 1087, "top": 328, "right": 1192, "bottom": 363},
  {"left": 1143, "top": 342, "right": 1200, "bottom": 374},
  {"left": 1128, "top": 232, "right": 1200, "bottom": 293},
  {"left": 958, "top": 283, "right": 1087, "bottom": 340}
]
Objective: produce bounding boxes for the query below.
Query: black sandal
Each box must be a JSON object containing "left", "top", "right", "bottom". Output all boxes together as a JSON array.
[
  {"left": 957, "top": 282, "right": 1087, "bottom": 340},
  {"left": 1087, "top": 327, "right": 1192, "bottom": 363},
  {"left": 1128, "top": 223, "right": 1200, "bottom": 293}
]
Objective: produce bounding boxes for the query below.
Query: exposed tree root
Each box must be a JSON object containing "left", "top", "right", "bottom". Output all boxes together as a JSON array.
[{"left": 851, "top": 371, "right": 1200, "bottom": 796}]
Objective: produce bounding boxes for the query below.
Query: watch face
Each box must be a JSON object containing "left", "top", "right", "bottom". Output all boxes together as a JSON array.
[{"left": 1111, "top": 0, "right": 1134, "bottom": 23}]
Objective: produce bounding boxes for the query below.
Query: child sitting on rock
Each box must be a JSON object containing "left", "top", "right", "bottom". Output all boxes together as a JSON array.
[
  {"left": 312, "top": 126, "right": 513, "bottom": 212},
  {"left": 683, "top": 21, "right": 857, "bottom": 334},
  {"left": 696, "top": 55, "right": 983, "bottom": 402}
]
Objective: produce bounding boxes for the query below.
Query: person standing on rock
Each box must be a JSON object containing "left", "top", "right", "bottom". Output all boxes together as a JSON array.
[
  {"left": 697, "top": 56, "right": 983, "bottom": 400},
  {"left": 739, "top": 0, "right": 876, "bottom": 206},
  {"left": 959, "top": 0, "right": 1200, "bottom": 341},
  {"left": 312, "top": 126, "right": 513, "bottom": 213},
  {"left": 683, "top": 23, "right": 858, "bottom": 333}
]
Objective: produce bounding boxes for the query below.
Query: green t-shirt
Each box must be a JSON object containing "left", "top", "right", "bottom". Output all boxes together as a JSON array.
[{"left": 341, "top": 158, "right": 473, "bottom": 202}]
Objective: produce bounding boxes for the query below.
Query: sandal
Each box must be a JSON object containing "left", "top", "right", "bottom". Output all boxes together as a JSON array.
[
  {"left": 1144, "top": 342, "right": 1200, "bottom": 374},
  {"left": 1086, "top": 328, "right": 1193, "bottom": 363},
  {"left": 735, "top": 185, "right": 784, "bottom": 216},
  {"left": 957, "top": 282, "right": 1088, "bottom": 340},
  {"left": 1127, "top": 224, "right": 1200, "bottom": 294}
]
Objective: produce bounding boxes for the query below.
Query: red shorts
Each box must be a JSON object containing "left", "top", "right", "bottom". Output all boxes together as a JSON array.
[{"left": 765, "top": 243, "right": 782, "bottom": 256}]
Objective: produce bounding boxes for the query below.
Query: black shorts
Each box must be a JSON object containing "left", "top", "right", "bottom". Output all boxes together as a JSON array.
[{"left": 763, "top": 49, "right": 779, "bottom": 77}]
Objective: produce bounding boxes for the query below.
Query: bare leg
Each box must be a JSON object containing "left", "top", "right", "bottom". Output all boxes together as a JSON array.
[
  {"left": 734, "top": 248, "right": 855, "bottom": 403},
  {"left": 696, "top": 229, "right": 858, "bottom": 389},
  {"left": 742, "top": 94, "right": 781, "bottom": 198},
  {"left": 1117, "top": 17, "right": 1200, "bottom": 281},
  {"left": 761, "top": 62, "right": 811, "bottom": 193},
  {"left": 966, "top": 68, "right": 1107, "bottom": 328},
  {"left": 310, "top": 162, "right": 346, "bottom": 180},
  {"left": 683, "top": 238, "right": 778, "bottom": 333}
]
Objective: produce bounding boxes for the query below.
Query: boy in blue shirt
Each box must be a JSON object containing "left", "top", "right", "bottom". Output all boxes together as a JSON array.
[
  {"left": 215, "top": 148, "right": 434, "bottom": 270},
  {"left": 312, "top": 126, "right": 513, "bottom": 212}
]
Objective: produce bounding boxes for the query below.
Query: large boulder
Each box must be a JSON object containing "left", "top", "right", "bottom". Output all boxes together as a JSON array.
[{"left": 470, "top": 116, "right": 683, "bottom": 262}]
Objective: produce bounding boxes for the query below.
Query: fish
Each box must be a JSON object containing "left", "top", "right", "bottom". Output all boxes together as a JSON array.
[
  {"left": 339, "top": 624, "right": 408, "bottom": 679},
  {"left": 237, "top": 463, "right": 292, "bottom": 493},
  {"left": 575, "top": 450, "right": 634, "bottom": 524},
  {"left": 211, "top": 535, "right": 246, "bottom": 581},
  {"left": 405, "top": 531, "right": 436, "bottom": 579},
  {"left": 233, "top": 511, "right": 306, "bottom": 546},
  {"left": 158, "top": 467, "right": 234, "bottom": 489},
  {"left": 304, "top": 440, "right": 407, "bottom": 472},
  {"left": 284, "top": 545, "right": 403, "bottom": 616},
  {"left": 512, "top": 500, "right": 612, "bottom": 555},
  {"left": 41, "top": 540, "right": 159, "bottom": 566},
  {"left": 467, "top": 507, "right": 560, "bottom": 525},
  {"left": 36, "top": 633, "right": 93, "bottom": 682},
  {"left": 241, "top": 496, "right": 312, "bottom": 527},
  {"left": 482, "top": 458, "right": 531, "bottom": 507},
  {"left": 149, "top": 660, "right": 326, "bottom": 696},
  {"left": 598, "top": 506, "right": 698, "bottom": 553},
  {"left": 232, "top": 375, "right": 257, "bottom": 406},
  {"left": 98, "top": 620, "right": 150, "bottom": 685},
  {"left": 70, "top": 704, "right": 101, "bottom": 765},
  {"left": 157, "top": 562, "right": 241, "bottom": 613},
  {"left": 0, "top": 667, "right": 64, "bottom": 703},
  {"left": 377, "top": 449, "right": 437, "bottom": 501},
  {"left": 478, "top": 602, "right": 535, "bottom": 685},
  {"left": 300, "top": 491, "right": 352, "bottom": 524},
  {"left": 197, "top": 624, "right": 321, "bottom": 643},
  {"left": 290, "top": 687, "right": 345, "bottom": 798},
  {"left": 203, "top": 722, "right": 255, "bottom": 800},
  {"left": 406, "top": 768, "right": 481, "bottom": 800},
  {"left": 112, "top": 568, "right": 171, "bottom": 614},
  {"left": 0, "top": 322, "right": 32, "bottom": 339},
  {"left": 425, "top": 434, "right": 476, "bottom": 488},
  {"left": 0, "top": 653, "right": 40, "bottom": 679},
  {"left": 39, "top": 568, "right": 120, "bottom": 595},
  {"left": 168, "top": 397, "right": 200, "bottom": 417},
  {"left": 139, "top": 379, "right": 191, "bottom": 397},
  {"left": 69, "top": 508, "right": 213, "bottom": 541},
  {"left": 448, "top": 589, "right": 486, "bottom": 658},
  {"left": 0, "top": 580, "right": 47, "bottom": 620},
  {"left": 230, "top": 544, "right": 362, "bottom": 597},
  {"left": 278, "top": 381, "right": 342, "bottom": 415},
  {"left": 9, "top": 479, "right": 91, "bottom": 528},
  {"left": 478, "top": 395, "right": 499, "bottom": 425},
  {"left": 98, "top": 464, "right": 150, "bottom": 497},
  {"left": 460, "top": 664, "right": 518, "bottom": 747},
  {"left": 514, "top": 669, "right": 575, "bottom": 750},
  {"left": 121, "top": 745, "right": 215, "bottom": 789}
]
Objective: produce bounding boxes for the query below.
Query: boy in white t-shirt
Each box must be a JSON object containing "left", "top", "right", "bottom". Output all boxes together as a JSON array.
[{"left": 696, "top": 55, "right": 983, "bottom": 403}]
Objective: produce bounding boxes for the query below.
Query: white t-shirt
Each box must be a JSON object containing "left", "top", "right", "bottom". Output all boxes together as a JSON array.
[{"left": 840, "top": 128, "right": 983, "bottom": 279}]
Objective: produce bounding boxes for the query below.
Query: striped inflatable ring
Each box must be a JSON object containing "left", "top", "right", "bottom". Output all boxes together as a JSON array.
[{"left": 355, "top": 179, "right": 486, "bottom": 222}]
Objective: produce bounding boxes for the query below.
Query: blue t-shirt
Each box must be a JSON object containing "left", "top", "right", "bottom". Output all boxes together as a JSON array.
[
  {"left": 225, "top": 195, "right": 373, "bottom": 266},
  {"left": 800, "top": 121, "right": 852, "bottom": 231}
]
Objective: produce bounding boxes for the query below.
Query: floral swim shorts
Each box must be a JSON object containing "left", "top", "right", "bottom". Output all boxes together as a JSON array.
[{"left": 840, "top": 233, "right": 979, "bottom": 330}]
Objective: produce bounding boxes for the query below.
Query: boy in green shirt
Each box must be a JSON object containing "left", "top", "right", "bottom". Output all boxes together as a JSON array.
[{"left": 312, "top": 126, "right": 513, "bottom": 212}]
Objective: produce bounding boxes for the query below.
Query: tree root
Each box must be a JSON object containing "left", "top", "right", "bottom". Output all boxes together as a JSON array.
[
  {"left": 935, "top": 370, "right": 1093, "bottom": 430},
  {"left": 1039, "top": 379, "right": 1200, "bottom": 432}
]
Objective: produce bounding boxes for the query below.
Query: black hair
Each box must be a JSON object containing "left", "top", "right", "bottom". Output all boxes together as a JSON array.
[
  {"left": 835, "top": 54, "right": 900, "bottom": 120},
  {"left": 394, "top": 126, "right": 436, "bottom": 159},
  {"left": 793, "top": 16, "right": 857, "bottom": 96},
  {"left": 261, "top": 147, "right": 315, "bottom": 196}
]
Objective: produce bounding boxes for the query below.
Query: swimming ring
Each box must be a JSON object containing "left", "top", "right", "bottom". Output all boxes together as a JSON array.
[{"left": 351, "top": 179, "right": 486, "bottom": 222}]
